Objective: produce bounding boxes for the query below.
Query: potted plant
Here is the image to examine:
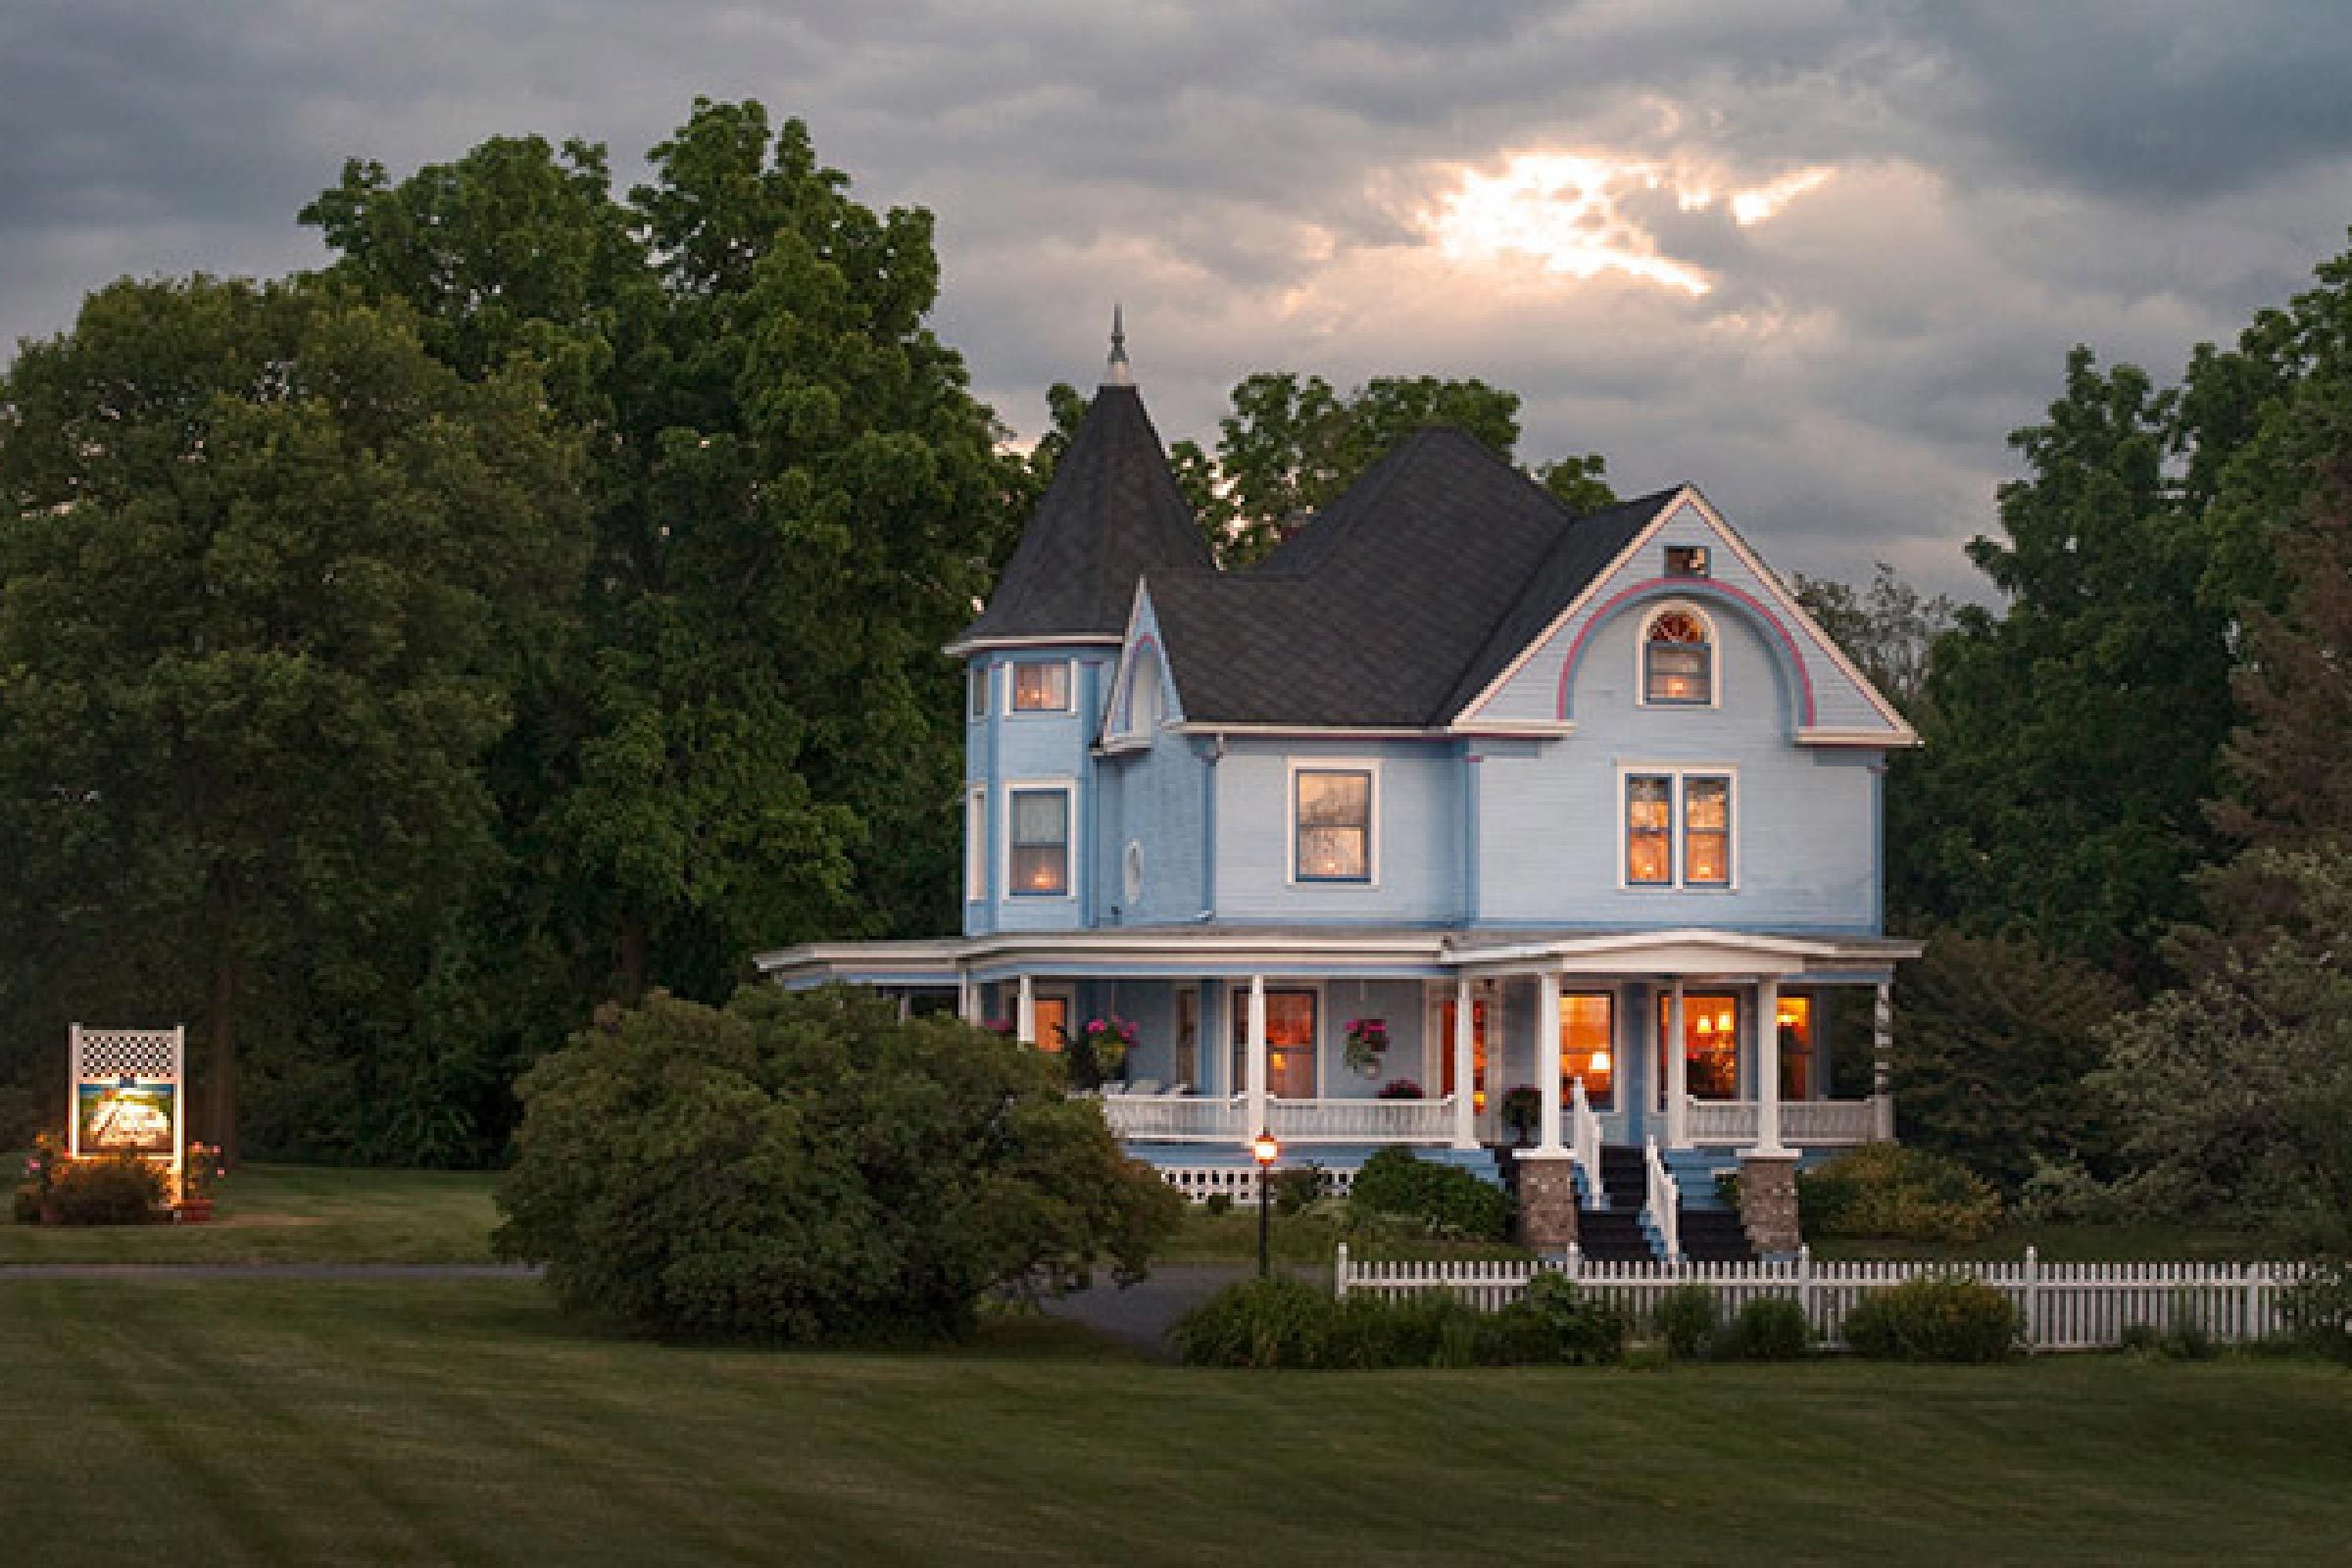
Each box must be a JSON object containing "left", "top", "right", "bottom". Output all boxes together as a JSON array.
[
  {"left": 1342, "top": 1017, "right": 1390, "bottom": 1075},
  {"left": 176, "top": 1141, "right": 221, "bottom": 1222},
  {"left": 1077, "top": 1015, "right": 1139, "bottom": 1075},
  {"left": 1377, "top": 1078, "right": 1424, "bottom": 1101},
  {"left": 1500, "top": 1085, "right": 1544, "bottom": 1146}
]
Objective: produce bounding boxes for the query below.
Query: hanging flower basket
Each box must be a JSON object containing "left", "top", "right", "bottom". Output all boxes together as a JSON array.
[
  {"left": 1078, "top": 1015, "right": 1139, "bottom": 1074},
  {"left": 1343, "top": 1017, "right": 1390, "bottom": 1075}
]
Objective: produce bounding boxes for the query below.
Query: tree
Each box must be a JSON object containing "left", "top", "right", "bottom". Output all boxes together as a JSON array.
[
  {"left": 1791, "top": 564, "right": 1957, "bottom": 718},
  {"left": 1028, "top": 370, "right": 1616, "bottom": 564},
  {"left": 493, "top": 986, "right": 1185, "bottom": 1342},
  {"left": 0, "top": 275, "right": 585, "bottom": 1161},
  {"left": 1893, "top": 349, "right": 2237, "bottom": 978},
  {"left": 307, "top": 101, "right": 1025, "bottom": 1012}
]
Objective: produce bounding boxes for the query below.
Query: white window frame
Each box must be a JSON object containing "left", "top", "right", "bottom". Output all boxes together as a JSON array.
[
  {"left": 965, "top": 784, "right": 987, "bottom": 902},
  {"left": 1635, "top": 600, "right": 1720, "bottom": 710},
  {"left": 1286, "top": 759, "right": 1381, "bottom": 887},
  {"left": 1002, "top": 777, "right": 1078, "bottom": 901},
  {"left": 1615, "top": 762, "right": 1740, "bottom": 891},
  {"left": 968, "top": 663, "right": 991, "bottom": 720},
  {"left": 1010, "top": 659, "right": 1073, "bottom": 714}
]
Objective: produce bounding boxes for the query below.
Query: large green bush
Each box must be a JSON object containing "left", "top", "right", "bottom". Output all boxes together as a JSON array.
[
  {"left": 494, "top": 987, "right": 1185, "bottom": 1342},
  {"left": 1651, "top": 1284, "right": 1722, "bottom": 1360},
  {"left": 1347, "top": 1148, "right": 1511, "bottom": 1240},
  {"left": 1717, "top": 1297, "right": 1813, "bottom": 1361},
  {"left": 1842, "top": 1276, "right": 2021, "bottom": 1362},
  {"left": 1799, "top": 1143, "right": 2001, "bottom": 1244}
]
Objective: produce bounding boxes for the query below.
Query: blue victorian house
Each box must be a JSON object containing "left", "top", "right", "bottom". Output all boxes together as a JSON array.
[{"left": 760, "top": 329, "right": 1920, "bottom": 1258}]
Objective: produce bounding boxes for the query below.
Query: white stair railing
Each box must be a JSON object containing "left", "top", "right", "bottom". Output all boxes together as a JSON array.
[
  {"left": 1569, "top": 1079, "right": 1604, "bottom": 1208},
  {"left": 1642, "top": 1137, "right": 1681, "bottom": 1263}
]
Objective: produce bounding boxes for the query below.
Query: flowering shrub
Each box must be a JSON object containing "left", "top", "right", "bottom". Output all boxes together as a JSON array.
[
  {"left": 1377, "top": 1078, "right": 1424, "bottom": 1100},
  {"left": 47, "top": 1152, "right": 166, "bottom": 1225},
  {"left": 12, "top": 1132, "right": 68, "bottom": 1223},
  {"left": 1343, "top": 1017, "right": 1390, "bottom": 1074},
  {"left": 181, "top": 1141, "right": 222, "bottom": 1202}
]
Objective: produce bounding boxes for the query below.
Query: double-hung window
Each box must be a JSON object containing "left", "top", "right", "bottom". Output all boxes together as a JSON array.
[
  {"left": 1294, "top": 767, "right": 1372, "bottom": 882},
  {"left": 1623, "top": 770, "right": 1734, "bottom": 888},
  {"left": 1642, "top": 606, "right": 1714, "bottom": 705},
  {"left": 964, "top": 785, "right": 987, "bottom": 902},
  {"left": 1012, "top": 662, "right": 1070, "bottom": 712},
  {"left": 1008, "top": 787, "right": 1071, "bottom": 897}
]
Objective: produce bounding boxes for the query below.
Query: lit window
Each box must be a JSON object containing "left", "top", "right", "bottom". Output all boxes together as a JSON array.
[
  {"left": 965, "top": 786, "right": 986, "bottom": 902},
  {"left": 1666, "top": 545, "right": 1710, "bottom": 578},
  {"left": 968, "top": 665, "right": 989, "bottom": 719},
  {"left": 1012, "top": 662, "right": 1070, "bottom": 711},
  {"left": 1232, "top": 990, "right": 1318, "bottom": 1099},
  {"left": 1658, "top": 993, "right": 1741, "bottom": 1102},
  {"left": 1777, "top": 995, "right": 1814, "bottom": 1101},
  {"left": 1560, "top": 992, "right": 1614, "bottom": 1111},
  {"left": 1033, "top": 995, "right": 1070, "bottom": 1054},
  {"left": 1009, "top": 789, "right": 1069, "bottom": 896},
  {"left": 1624, "top": 770, "right": 1736, "bottom": 889},
  {"left": 1643, "top": 607, "right": 1712, "bottom": 705},
  {"left": 1295, "top": 769, "right": 1371, "bottom": 882}
]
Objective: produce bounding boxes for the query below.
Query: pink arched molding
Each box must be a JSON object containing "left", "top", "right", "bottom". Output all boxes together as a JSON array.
[{"left": 1551, "top": 577, "right": 1817, "bottom": 725}]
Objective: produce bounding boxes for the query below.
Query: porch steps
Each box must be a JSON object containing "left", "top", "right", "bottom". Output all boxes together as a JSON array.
[
  {"left": 1591, "top": 1145, "right": 1756, "bottom": 1264},
  {"left": 1578, "top": 1146, "right": 1659, "bottom": 1264}
]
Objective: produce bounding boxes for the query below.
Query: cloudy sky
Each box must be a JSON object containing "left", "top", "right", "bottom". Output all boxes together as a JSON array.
[{"left": 6, "top": 2, "right": 2351, "bottom": 595}]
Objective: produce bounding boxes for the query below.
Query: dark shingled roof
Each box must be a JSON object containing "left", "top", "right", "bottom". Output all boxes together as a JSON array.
[
  {"left": 1148, "top": 429, "right": 1678, "bottom": 726},
  {"left": 957, "top": 384, "right": 1213, "bottom": 645}
]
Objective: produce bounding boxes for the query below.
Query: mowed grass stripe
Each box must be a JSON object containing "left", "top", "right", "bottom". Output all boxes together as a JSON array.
[{"left": 4, "top": 1278, "right": 2350, "bottom": 1566}]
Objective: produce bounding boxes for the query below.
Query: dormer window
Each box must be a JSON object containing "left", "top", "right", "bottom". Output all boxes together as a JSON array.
[
  {"left": 1012, "top": 662, "right": 1071, "bottom": 711},
  {"left": 1642, "top": 606, "right": 1714, "bottom": 706}
]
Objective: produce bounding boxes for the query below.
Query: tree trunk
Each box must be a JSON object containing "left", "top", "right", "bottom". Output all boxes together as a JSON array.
[{"left": 204, "top": 870, "right": 242, "bottom": 1169}]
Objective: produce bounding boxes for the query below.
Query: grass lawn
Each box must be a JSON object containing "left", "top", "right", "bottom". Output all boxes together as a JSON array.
[
  {"left": 0, "top": 1162, "right": 499, "bottom": 1264},
  {"left": 2, "top": 1277, "right": 2348, "bottom": 1567}
]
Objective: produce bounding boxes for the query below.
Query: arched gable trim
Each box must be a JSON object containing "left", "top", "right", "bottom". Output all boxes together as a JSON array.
[
  {"left": 1554, "top": 577, "right": 1817, "bottom": 726},
  {"left": 1118, "top": 633, "right": 1166, "bottom": 735}
]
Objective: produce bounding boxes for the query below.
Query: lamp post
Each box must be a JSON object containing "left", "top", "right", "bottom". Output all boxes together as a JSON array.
[{"left": 1251, "top": 1127, "right": 1280, "bottom": 1281}]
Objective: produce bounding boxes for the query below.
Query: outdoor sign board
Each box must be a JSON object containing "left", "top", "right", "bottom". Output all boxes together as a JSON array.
[{"left": 67, "top": 1025, "right": 185, "bottom": 1185}]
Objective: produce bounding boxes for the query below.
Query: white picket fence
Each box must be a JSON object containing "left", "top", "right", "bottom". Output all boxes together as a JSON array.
[{"left": 1333, "top": 1245, "right": 2306, "bottom": 1350}]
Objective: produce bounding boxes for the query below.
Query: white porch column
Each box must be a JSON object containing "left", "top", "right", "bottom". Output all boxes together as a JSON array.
[
  {"left": 1015, "top": 975, "right": 1036, "bottom": 1046},
  {"left": 957, "top": 972, "right": 979, "bottom": 1026},
  {"left": 1873, "top": 978, "right": 1896, "bottom": 1142},
  {"left": 1755, "top": 976, "right": 1787, "bottom": 1155},
  {"left": 1450, "top": 976, "right": 1477, "bottom": 1150},
  {"left": 1246, "top": 974, "right": 1269, "bottom": 1138},
  {"left": 1536, "top": 970, "right": 1565, "bottom": 1153},
  {"left": 1666, "top": 980, "right": 1690, "bottom": 1150}
]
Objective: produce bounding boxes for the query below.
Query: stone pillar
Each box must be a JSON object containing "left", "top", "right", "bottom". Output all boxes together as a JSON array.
[
  {"left": 1246, "top": 973, "right": 1269, "bottom": 1138},
  {"left": 1516, "top": 1153, "right": 1580, "bottom": 1254},
  {"left": 1450, "top": 975, "right": 1477, "bottom": 1150},
  {"left": 1873, "top": 978, "right": 1896, "bottom": 1142},
  {"left": 1536, "top": 972, "right": 1564, "bottom": 1153},
  {"left": 1739, "top": 1152, "right": 1801, "bottom": 1257},
  {"left": 1754, "top": 976, "right": 1787, "bottom": 1155},
  {"left": 1666, "top": 980, "right": 1690, "bottom": 1149},
  {"left": 1016, "top": 975, "right": 1036, "bottom": 1046}
]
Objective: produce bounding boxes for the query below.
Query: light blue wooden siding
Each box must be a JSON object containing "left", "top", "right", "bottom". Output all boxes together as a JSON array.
[
  {"left": 966, "top": 648, "right": 1116, "bottom": 934},
  {"left": 1477, "top": 500, "right": 1898, "bottom": 736},
  {"left": 1475, "top": 599, "right": 1883, "bottom": 932},
  {"left": 1099, "top": 731, "right": 1207, "bottom": 926},
  {"left": 1210, "top": 739, "right": 1463, "bottom": 924}
]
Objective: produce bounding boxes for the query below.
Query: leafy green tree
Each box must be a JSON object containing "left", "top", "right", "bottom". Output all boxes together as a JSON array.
[
  {"left": 0, "top": 275, "right": 585, "bottom": 1161},
  {"left": 307, "top": 101, "right": 1024, "bottom": 1011},
  {"left": 1895, "top": 349, "right": 2236, "bottom": 978},
  {"left": 494, "top": 986, "right": 1185, "bottom": 1342},
  {"left": 1791, "top": 564, "right": 1957, "bottom": 719}
]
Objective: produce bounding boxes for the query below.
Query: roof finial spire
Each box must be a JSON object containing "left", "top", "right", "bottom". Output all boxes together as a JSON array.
[{"left": 1104, "top": 304, "right": 1134, "bottom": 387}]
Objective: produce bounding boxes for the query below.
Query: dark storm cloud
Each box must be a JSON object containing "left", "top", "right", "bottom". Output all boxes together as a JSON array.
[{"left": 3, "top": 0, "right": 2349, "bottom": 600}]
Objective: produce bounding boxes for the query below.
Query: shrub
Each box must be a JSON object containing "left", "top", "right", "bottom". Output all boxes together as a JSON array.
[
  {"left": 1491, "top": 1272, "right": 1628, "bottom": 1365},
  {"left": 1378, "top": 1078, "right": 1424, "bottom": 1100},
  {"left": 1347, "top": 1148, "right": 1511, "bottom": 1241},
  {"left": 1272, "top": 1163, "right": 1326, "bottom": 1216},
  {"left": 494, "top": 987, "right": 1185, "bottom": 1343},
  {"left": 1842, "top": 1276, "right": 2021, "bottom": 1362},
  {"left": 1173, "top": 1278, "right": 1341, "bottom": 1367},
  {"left": 1799, "top": 1144, "right": 2001, "bottom": 1244},
  {"left": 1651, "top": 1283, "right": 1722, "bottom": 1360},
  {"left": 46, "top": 1153, "right": 166, "bottom": 1225},
  {"left": 1718, "top": 1296, "right": 1812, "bottom": 1361},
  {"left": 1203, "top": 1192, "right": 1234, "bottom": 1216},
  {"left": 2285, "top": 1261, "right": 2352, "bottom": 1364}
]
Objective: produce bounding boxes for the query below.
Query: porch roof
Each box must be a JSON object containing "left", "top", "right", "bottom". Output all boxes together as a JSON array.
[{"left": 753, "top": 925, "right": 1922, "bottom": 989}]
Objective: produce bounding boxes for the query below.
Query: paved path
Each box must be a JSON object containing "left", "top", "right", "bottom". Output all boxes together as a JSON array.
[{"left": 1040, "top": 1261, "right": 1329, "bottom": 1357}]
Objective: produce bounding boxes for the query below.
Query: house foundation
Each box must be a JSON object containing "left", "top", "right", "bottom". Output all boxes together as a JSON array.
[
  {"left": 1515, "top": 1153, "right": 1580, "bottom": 1253},
  {"left": 1738, "top": 1152, "right": 1802, "bottom": 1256}
]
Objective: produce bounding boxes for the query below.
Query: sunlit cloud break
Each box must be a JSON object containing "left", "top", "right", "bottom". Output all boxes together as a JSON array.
[{"left": 1419, "top": 150, "right": 1838, "bottom": 296}]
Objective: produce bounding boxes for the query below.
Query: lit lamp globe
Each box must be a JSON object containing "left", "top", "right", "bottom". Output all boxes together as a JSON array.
[{"left": 1251, "top": 1129, "right": 1280, "bottom": 1168}]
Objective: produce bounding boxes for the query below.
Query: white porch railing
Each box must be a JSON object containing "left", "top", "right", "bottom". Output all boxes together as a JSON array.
[
  {"left": 1642, "top": 1138, "right": 1680, "bottom": 1263},
  {"left": 1333, "top": 1246, "right": 2307, "bottom": 1351},
  {"left": 1268, "top": 1095, "right": 1457, "bottom": 1144},
  {"left": 1093, "top": 1093, "right": 1456, "bottom": 1144},
  {"left": 1569, "top": 1080, "right": 1604, "bottom": 1209},
  {"left": 1683, "top": 1097, "right": 1883, "bottom": 1147},
  {"left": 1154, "top": 1164, "right": 1358, "bottom": 1204}
]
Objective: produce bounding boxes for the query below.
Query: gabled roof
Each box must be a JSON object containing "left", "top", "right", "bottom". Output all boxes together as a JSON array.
[
  {"left": 955, "top": 383, "right": 1213, "bottom": 648},
  {"left": 1146, "top": 429, "right": 1674, "bottom": 727}
]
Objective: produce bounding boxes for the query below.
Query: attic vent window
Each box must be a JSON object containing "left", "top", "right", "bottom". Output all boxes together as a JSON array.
[{"left": 1666, "top": 545, "right": 1710, "bottom": 578}]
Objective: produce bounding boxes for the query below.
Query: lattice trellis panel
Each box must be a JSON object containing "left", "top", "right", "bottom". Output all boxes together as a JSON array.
[{"left": 73, "top": 1029, "right": 182, "bottom": 1081}]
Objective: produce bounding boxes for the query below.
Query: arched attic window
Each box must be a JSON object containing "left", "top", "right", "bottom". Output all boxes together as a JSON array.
[
  {"left": 1121, "top": 645, "right": 1165, "bottom": 737},
  {"left": 1641, "top": 604, "right": 1715, "bottom": 706}
]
